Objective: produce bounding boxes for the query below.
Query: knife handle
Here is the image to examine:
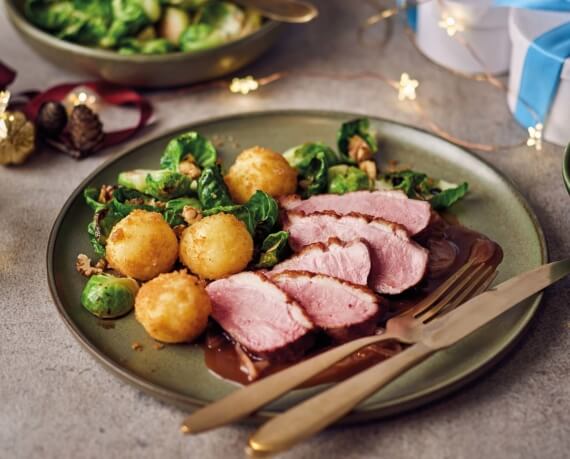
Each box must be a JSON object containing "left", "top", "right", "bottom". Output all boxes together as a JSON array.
[{"left": 247, "top": 342, "right": 434, "bottom": 456}]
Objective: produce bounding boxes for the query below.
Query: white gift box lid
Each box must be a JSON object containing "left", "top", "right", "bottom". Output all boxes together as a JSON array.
[
  {"left": 416, "top": 1, "right": 511, "bottom": 74},
  {"left": 507, "top": 8, "right": 570, "bottom": 146}
]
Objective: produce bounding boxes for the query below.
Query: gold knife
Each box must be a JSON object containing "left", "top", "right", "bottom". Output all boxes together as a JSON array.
[{"left": 247, "top": 259, "right": 570, "bottom": 456}]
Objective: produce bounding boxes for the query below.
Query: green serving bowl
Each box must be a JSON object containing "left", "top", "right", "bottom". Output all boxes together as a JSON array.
[
  {"left": 5, "top": 0, "right": 283, "bottom": 88},
  {"left": 563, "top": 143, "right": 570, "bottom": 195}
]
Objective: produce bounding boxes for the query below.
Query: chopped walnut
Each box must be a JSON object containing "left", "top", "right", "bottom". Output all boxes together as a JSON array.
[
  {"left": 182, "top": 206, "right": 203, "bottom": 225},
  {"left": 299, "top": 179, "right": 311, "bottom": 190},
  {"left": 153, "top": 342, "right": 165, "bottom": 351},
  {"left": 179, "top": 159, "right": 202, "bottom": 179},
  {"left": 359, "top": 160, "right": 377, "bottom": 180},
  {"left": 76, "top": 254, "right": 105, "bottom": 277},
  {"left": 131, "top": 341, "right": 143, "bottom": 352},
  {"left": 98, "top": 185, "right": 115, "bottom": 203},
  {"left": 348, "top": 135, "right": 372, "bottom": 163}
]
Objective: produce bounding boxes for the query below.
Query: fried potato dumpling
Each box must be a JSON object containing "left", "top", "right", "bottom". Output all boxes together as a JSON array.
[
  {"left": 135, "top": 270, "right": 211, "bottom": 343},
  {"left": 224, "top": 146, "right": 298, "bottom": 204},
  {"left": 179, "top": 213, "right": 253, "bottom": 280},
  {"left": 106, "top": 210, "right": 178, "bottom": 281}
]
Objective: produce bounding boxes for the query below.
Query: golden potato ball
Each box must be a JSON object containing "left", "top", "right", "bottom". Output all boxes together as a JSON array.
[
  {"left": 135, "top": 270, "right": 211, "bottom": 343},
  {"left": 106, "top": 209, "right": 178, "bottom": 281},
  {"left": 179, "top": 213, "right": 253, "bottom": 280},
  {"left": 224, "top": 146, "right": 298, "bottom": 204}
]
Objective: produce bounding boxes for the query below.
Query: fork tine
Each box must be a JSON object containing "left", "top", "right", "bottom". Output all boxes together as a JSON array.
[
  {"left": 406, "top": 258, "right": 476, "bottom": 318},
  {"left": 445, "top": 265, "right": 495, "bottom": 310},
  {"left": 417, "top": 264, "right": 493, "bottom": 323}
]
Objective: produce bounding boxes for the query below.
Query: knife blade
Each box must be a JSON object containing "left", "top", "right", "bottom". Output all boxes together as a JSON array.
[{"left": 247, "top": 259, "right": 570, "bottom": 456}]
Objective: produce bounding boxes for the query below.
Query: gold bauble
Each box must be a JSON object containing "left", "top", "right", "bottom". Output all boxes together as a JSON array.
[{"left": 0, "top": 111, "right": 36, "bottom": 165}]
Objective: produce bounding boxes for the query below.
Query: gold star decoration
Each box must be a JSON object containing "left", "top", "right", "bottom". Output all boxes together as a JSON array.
[
  {"left": 0, "top": 90, "right": 10, "bottom": 140},
  {"left": 229, "top": 76, "right": 259, "bottom": 95},
  {"left": 526, "top": 123, "right": 543, "bottom": 151},
  {"left": 438, "top": 12, "right": 465, "bottom": 37},
  {"left": 398, "top": 73, "right": 419, "bottom": 101}
]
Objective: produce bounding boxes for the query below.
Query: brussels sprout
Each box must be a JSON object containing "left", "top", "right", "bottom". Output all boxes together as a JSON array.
[
  {"left": 26, "top": 0, "right": 112, "bottom": 46},
  {"left": 255, "top": 231, "right": 289, "bottom": 268},
  {"left": 162, "top": 0, "right": 209, "bottom": 9},
  {"left": 159, "top": 7, "right": 190, "bottom": 45},
  {"left": 160, "top": 131, "right": 217, "bottom": 171},
  {"left": 284, "top": 142, "right": 344, "bottom": 197},
  {"left": 327, "top": 165, "right": 371, "bottom": 195},
  {"left": 81, "top": 273, "right": 139, "bottom": 318},
  {"left": 118, "top": 169, "right": 195, "bottom": 199},
  {"left": 337, "top": 118, "right": 378, "bottom": 158},
  {"left": 101, "top": 0, "right": 153, "bottom": 48},
  {"left": 140, "top": 0, "right": 162, "bottom": 22},
  {"left": 240, "top": 9, "right": 262, "bottom": 36},
  {"left": 377, "top": 170, "right": 469, "bottom": 209},
  {"left": 179, "top": 2, "right": 244, "bottom": 52},
  {"left": 197, "top": 165, "right": 233, "bottom": 209}
]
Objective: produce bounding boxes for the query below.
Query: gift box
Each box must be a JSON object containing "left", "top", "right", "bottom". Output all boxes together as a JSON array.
[
  {"left": 507, "top": 7, "right": 570, "bottom": 146},
  {"left": 413, "top": 0, "right": 511, "bottom": 75}
]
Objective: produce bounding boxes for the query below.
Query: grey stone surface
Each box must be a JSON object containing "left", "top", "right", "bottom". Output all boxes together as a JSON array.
[{"left": 1, "top": 2, "right": 569, "bottom": 458}]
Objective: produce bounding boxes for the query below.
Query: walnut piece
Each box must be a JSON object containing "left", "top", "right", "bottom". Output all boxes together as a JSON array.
[
  {"left": 359, "top": 160, "right": 377, "bottom": 180},
  {"left": 182, "top": 206, "right": 203, "bottom": 225},
  {"left": 76, "top": 254, "right": 105, "bottom": 277},
  {"left": 98, "top": 185, "right": 114, "bottom": 203},
  {"left": 348, "top": 135, "right": 372, "bottom": 163},
  {"left": 179, "top": 159, "right": 202, "bottom": 179}
]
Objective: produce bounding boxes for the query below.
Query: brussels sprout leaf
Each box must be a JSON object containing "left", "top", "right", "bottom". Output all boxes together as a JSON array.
[
  {"left": 337, "top": 118, "right": 378, "bottom": 157},
  {"left": 163, "top": 197, "right": 202, "bottom": 226},
  {"left": 243, "top": 191, "right": 278, "bottom": 239},
  {"left": 255, "top": 231, "right": 290, "bottom": 269},
  {"left": 160, "top": 131, "right": 217, "bottom": 171},
  {"left": 117, "top": 169, "right": 195, "bottom": 199},
  {"left": 197, "top": 165, "right": 233, "bottom": 209}
]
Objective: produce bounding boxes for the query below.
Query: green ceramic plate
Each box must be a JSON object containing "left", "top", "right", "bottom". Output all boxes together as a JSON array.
[
  {"left": 5, "top": 0, "right": 282, "bottom": 88},
  {"left": 47, "top": 111, "right": 547, "bottom": 423}
]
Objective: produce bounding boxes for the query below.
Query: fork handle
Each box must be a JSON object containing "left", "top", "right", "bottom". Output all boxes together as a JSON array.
[
  {"left": 182, "top": 332, "right": 400, "bottom": 434},
  {"left": 248, "top": 343, "right": 434, "bottom": 456}
]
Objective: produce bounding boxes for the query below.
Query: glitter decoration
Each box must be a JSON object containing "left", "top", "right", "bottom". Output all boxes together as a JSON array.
[
  {"left": 398, "top": 73, "right": 419, "bottom": 101},
  {"left": 229, "top": 76, "right": 259, "bottom": 95}
]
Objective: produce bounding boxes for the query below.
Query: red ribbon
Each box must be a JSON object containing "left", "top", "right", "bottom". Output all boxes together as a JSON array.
[{"left": 0, "top": 60, "right": 153, "bottom": 152}]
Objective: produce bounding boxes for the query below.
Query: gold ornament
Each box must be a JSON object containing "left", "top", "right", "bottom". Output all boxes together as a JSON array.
[
  {"left": 229, "top": 76, "right": 259, "bottom": 95},
  {"left": 398, "top": 73, "right": 419, "bottom": 101},
  {"left": 0, "top": 91, "right": 36, "bottom": 165}
]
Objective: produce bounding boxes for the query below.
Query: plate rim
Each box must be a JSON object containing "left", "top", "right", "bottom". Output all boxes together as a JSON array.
[{"left": 46, "top": 109, "right": 548, "bottom": 422}]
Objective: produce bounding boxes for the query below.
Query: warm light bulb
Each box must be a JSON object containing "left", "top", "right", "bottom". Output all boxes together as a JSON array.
[
  {"left": 64, "top": 85, "right": 100, "bottom": 113},
  {"left": 526, "top": 123, "right": 543, "bottom": 151},
  {"left": 229, "top": 76, "right": 259, "bottom": 95},
  {"left": 398, "top": 73, "right": 419, "bottom": 101},
  {"left": 438, "top": 12, "right": 464, "bottom": 37}
]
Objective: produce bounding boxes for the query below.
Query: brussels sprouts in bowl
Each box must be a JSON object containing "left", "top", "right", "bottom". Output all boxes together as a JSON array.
[
  {"left": 5, "top": 0, "right": 283, "bottom": 88},
  {"left": 563, "top": 143, "right": 570, "bottom": 196}
]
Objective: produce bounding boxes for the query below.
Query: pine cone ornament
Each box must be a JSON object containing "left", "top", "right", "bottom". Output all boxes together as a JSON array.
[
  {"left": 68, "top": 104, "right": 104, "bottom": 157},
  {"left": 0, "top": 111, "right": 36, "bottom": 165},
  {"left": 37, "top": 101, "right": 68, "bottom": 138}
]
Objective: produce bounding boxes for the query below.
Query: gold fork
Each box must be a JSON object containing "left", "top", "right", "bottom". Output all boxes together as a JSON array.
[{"left": 181, "top": 257, "right": 497, "bottom": 434}]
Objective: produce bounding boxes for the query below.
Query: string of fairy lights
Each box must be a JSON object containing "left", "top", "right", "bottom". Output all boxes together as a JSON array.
[{"left": 227, "top": 0, "right": 544, "bottom": 152}]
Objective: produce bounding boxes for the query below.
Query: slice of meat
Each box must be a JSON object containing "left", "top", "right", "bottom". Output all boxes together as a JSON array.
[
  {"left": 280, "top": 190, "right": 432, "bottom": 235},
  {"left": 206, "top": 272, "right": 314, "bottom": 362},
  {"left": 283, "top": 211, "right": 429, "bottom": 294},
  {"left": 268, "top": 238, "right": 371, "bottom": 286},
  {"left": 272, "top": 271, "right": 382, "bottom": 342}
]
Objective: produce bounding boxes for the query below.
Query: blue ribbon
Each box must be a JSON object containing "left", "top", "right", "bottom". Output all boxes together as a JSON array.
[
  {"left": 514, "top": 21, "right": 570, "bottom": 127},
  {"left": 493, "top": 0, "right": 570, "bottom": 10},
  {"left": 397, "top": 0, "right": 417, "bottom": 31}
]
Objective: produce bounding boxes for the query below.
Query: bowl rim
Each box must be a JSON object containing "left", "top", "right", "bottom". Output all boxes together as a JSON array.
[
  {"left": 5, "top": 0, "right": 282, "bottom": 62},
  {"left": 46, "top": 109, "right": 548, "bottom": 423},
  {"left": 563, "top": 143, "right": 570, "bottom": 195}
]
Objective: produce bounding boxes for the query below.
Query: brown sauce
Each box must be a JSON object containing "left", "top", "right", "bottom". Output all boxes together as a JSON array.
[{"left": 203, "top": 213, "right": 503, "bottom": 387}]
